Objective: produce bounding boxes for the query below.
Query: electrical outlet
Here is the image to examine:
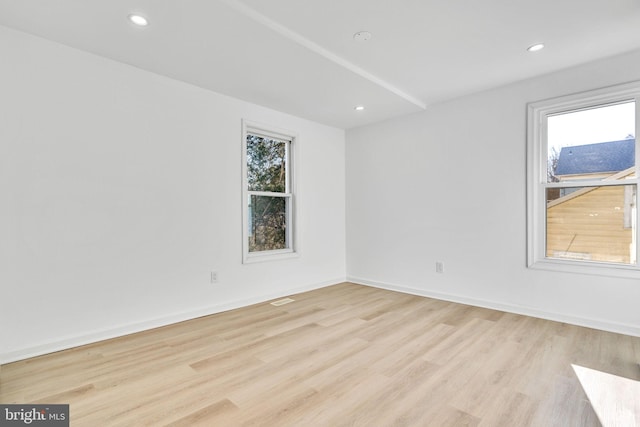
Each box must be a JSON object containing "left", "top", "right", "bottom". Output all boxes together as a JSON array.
[
  {"left": 435, "top": 261, "right": 444, "bottom": 273},
  {"left": 210, "top": 271, "right": 218, "bottom": 283}
]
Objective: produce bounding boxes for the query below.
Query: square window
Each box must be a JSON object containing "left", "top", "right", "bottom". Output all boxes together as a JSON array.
[
  {"left": 547, "top": 102, "right": 635, "bottom": 184},
  {"left": 247, "top": 135, "right": 287, "bottom": 193},
  {"left": 546, "top": 185, "right": 636, "bottom": 265},
  {"left": 248, "top": 195, "right": 288, "bottom": 252}
]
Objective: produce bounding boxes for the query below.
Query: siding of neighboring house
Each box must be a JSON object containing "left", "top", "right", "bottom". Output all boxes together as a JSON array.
[{"left": 546, "top": 185, "right": 633, "bottom": 263}]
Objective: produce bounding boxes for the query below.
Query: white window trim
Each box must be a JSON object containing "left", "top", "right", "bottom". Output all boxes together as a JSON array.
[
  {"left": 527, "top": 81, "right": 640, "bottom": 278},
  {"left": 242, "top": 120, "right": 299, "bottom": 264}
]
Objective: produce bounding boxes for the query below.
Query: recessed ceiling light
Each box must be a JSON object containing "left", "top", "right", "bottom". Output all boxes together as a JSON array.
[
  {"left": 353, "top": 31, "right": 372, "bottom": 42},
  {"left": 527, "top": 43, "right": 545, "bottom": 52},
  {"left": 128, "top": 14, "right": 148, "bottom": 27},
  {"left": 354, "top": 105, "right": 365, "bottom": 111}
]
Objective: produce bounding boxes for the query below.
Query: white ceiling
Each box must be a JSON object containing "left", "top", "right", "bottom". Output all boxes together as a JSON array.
[{"left": 1, "top": 0, "right": 640, "bottom": 129}]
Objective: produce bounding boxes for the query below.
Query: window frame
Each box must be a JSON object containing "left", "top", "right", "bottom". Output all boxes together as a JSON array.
[
  {"left": 527, "top": 81, "right": 640, "bottom": 277},
  {"left": 241, "top": 120, "right": 298, "bottom": 264}
]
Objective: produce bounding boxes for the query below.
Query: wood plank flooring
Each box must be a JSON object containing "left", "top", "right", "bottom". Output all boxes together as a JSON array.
[{"left": 1, "top": 283, "right": 639, "bottom": 426}]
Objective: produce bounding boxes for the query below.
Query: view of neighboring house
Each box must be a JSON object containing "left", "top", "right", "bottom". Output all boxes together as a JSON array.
[{"left": 547, "top": 138, "right": 636, "bottom": 264}]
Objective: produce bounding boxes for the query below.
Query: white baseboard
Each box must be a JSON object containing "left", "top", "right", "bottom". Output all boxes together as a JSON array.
[
  {"left": 347, "top": 276, "right": 640, "bottom": 338},
  {"left": 6, "top": 275, "right": 635, "bottom": 364},
  {"left": 1, "top": 277, "right": 346, "bottom": 364}
]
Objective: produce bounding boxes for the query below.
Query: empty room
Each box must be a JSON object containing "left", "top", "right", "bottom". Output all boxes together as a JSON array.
[{"left": 1, "top": 1, "right": 639, "bottom": 426}]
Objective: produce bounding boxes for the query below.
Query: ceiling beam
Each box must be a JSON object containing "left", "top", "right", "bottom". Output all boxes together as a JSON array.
[{"left": 219, "top": 0, "right": 427, "bottom": 110}]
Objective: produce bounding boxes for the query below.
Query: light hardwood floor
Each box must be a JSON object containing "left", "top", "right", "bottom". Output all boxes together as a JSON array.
[{"left": 1, "top": 283, "right": 639, "bottom": 426}]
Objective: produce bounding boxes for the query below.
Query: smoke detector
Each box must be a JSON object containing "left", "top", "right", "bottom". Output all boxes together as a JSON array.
[{"left": 353, "top": 31, "right": 372, "bottom": 42}]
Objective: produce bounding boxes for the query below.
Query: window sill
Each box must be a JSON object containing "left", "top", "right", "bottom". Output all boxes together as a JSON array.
[
  {"left": 243, "top": 249, "right": 299, "bottom": 264},
  {"left": 529, "top": 258, "right": 640, "bottom": 279}
]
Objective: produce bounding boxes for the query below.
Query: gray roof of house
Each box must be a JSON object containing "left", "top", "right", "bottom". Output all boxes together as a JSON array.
[{"left": 555, "top": 139, "right": 635, "bottom": 176}]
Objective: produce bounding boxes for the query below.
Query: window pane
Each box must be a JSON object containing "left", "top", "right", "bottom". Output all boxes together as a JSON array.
[
  {"left": 546, "top": 185, "right": 636, "bottom": 264},
  {"left": 547, "top": 101, "right": 635, "bottom": 183},
  {"left": 247, "top": 134, "right": 287, "bottom": 192},
  {"left": 248, "top": 195, "right": 288, "bottom": 252}
]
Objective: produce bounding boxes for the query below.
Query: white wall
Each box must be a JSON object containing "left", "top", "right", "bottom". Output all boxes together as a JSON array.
[
  {"left": 0, "top": 25, "right": 346, "bottom": 363},
  {"left": 346, "top": 49, "right": 640, "bottom": 336}
]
